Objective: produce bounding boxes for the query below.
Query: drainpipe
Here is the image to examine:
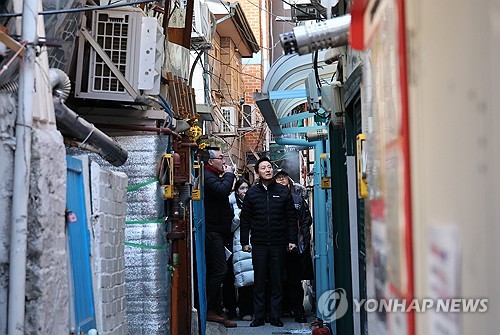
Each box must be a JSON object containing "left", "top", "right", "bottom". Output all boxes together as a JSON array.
[
  {"left": 274, "top": 137, "right": 330, "bottom": 306},
  {"left": 53, "top": 100, "right": 128, "bottom": 167},
  {"left": 8, "top": 0, "right": 37, "bottom": 333},
  {"left": 2, "top": 69, "right": 130, "bottom": 167}
]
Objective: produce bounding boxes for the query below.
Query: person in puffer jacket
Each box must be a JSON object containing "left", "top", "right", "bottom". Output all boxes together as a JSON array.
[
  {"left": 229, "top": 178, "right": 254, "bottom": 320},
  {"left": 240, "top": 156, "right": 297, "bottom": 328}
]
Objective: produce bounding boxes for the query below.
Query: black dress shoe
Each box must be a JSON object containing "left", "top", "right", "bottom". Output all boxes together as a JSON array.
[
  {"left": 250, "top": 319, "right": 265, "bottom": 327},
  {"left": 270, "top": 318, "right": 284, "bottom": 327}
]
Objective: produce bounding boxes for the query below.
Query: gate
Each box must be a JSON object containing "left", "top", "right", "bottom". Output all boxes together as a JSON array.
[{"left": 66, "top": 156, "right": 96, "bottom": 333}]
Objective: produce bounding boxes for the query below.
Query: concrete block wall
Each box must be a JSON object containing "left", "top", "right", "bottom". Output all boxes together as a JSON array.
[
  {"left": 90, "top": 161, "right": 128, "bottom": 335},
  {"left": 0, "top": 93, "right": 69, "bottom": 334},
  {"left": 25, "top": 126, "right": 69, "bottom": 334}
]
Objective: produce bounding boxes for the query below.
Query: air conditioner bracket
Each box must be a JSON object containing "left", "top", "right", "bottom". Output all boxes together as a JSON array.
[{"left": 79, "top": 27, "right": 140, "bottom": 101}]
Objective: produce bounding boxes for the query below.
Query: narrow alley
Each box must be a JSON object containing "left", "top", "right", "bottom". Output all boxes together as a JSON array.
[{"left": 0, "top": 0, "right": 499, "bottom": 334}]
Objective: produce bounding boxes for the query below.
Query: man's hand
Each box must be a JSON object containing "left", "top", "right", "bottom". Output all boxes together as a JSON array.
[
  {"left": 223, "top": 164, "right": 233, "bottom": 174},
  {"left": 242, "top": 245, "right": 252, "bottom": 252},
  {"left": 288, "top": 243, "right": 297, "bottom": 251}
]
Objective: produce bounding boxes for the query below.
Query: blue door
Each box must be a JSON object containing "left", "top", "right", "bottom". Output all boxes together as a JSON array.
[
  {"left": 193, "top": 165, "right": 207, "bottom": 335},
  {"left": 66, "top": 156, "right": 96, "bottom": 333}
]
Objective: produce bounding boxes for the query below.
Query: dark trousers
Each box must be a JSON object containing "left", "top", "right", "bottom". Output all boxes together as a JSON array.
[
  {"left": 252, "top": 244, "right": 286, "bottom": 319},
  {"left": 238, "top": 285, "right": 254, "bottom": 316},
  {"left": 206, "top": 231, "right": 228, "bottom": 313},
  {"left": 222, "top": 256, "right": 237, "bottom": 315},
  {"left": 284, "top": 252, "right": 305, "bottom": 316}
]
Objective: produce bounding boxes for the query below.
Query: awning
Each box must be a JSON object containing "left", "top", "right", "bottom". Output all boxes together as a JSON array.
[{"left": 253, "top": 49, "right": 338, "bottom": 137}]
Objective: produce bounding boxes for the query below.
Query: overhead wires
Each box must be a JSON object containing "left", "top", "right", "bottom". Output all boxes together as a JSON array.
[{"left": 0, "top": 0, "right": 160, "bottom": 17}]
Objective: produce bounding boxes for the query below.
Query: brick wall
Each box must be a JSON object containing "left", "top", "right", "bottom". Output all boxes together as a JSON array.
[
  {"left": 239, "top": 2, "right": 268, "bottom": 155},
  {"left": 242, "top": 63, "right": 265, "bottom": 153},
  {"left": 90, "top": 161, "right": 128, "bottom": 335},
  {"left": 239, "top": 0, "right": 262, "bottom": 46}
]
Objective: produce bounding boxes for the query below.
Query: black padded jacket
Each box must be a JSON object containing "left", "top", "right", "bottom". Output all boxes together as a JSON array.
[
  {"left": 204, "top": 167, "right": 235, "bottom": 234},
  {"left": 292, "top": 193, "right": 313, "bottom": 250},
  {"left": 240, "top": 180, "right": 297, "bottom": 246}
]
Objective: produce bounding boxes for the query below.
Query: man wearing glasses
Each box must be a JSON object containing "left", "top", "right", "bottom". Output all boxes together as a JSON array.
[{"left": 204, "top": 149, "right": 237, "bottom": 327}]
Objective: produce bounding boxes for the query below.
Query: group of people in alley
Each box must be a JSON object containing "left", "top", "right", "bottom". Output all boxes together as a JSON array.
[{"left": 203, "top": 149, "right": 314, "bottom": 328}]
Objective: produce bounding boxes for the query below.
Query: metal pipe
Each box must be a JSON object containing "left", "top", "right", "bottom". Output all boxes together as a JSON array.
[
  {"left": 158, "top": 93, "right": 173, "bottom": 121},
  {"left": 54, "top": 100, "right": 129, "bottom": 166},
  {"left": 8, "top": 0, "right": 38, "bottom": 332},
  {"left": 312, "top": 141, "right": 331, "bottom": 310},
  {"left": 189, "top": 51, "right": 203, "bottom": 87},
  {"left": 280, "top": 14, "right": 351, "bottom": 55},
  {"left": 180, "top": 142, "right": 198, "bottom": 148},
  {"left": 274, "top": 137, "right": 330, "bottom": 316},
  {"left": 48, "top": 68, "right": 71, "bottom": 102},
  {"left": 93, "top": 123, "right": 181, "bottom": 139},
  {"left": 0, "top": 68, "right": 72, "bottom": 100},
  {"left": 171, "top": 242, "right": 179, "bottom": 335}
]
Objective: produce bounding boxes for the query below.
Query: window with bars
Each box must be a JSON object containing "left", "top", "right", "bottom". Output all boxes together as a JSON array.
[{"left": 219, "top": 107, "right": 236, "bottom": 133}]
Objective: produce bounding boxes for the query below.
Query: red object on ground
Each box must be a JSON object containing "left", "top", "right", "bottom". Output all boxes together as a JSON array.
[{"left": 312, "top": 319, "right": 330, "bottom": 335}]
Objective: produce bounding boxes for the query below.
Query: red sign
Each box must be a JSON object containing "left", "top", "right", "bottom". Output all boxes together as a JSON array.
[{"left": 350, "top": 0, "right": 389, "bottom": 50}]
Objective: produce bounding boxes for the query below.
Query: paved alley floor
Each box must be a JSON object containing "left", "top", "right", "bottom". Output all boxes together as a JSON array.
[{"left": 225, "top": 317, "right": 312, "bottom": 335}]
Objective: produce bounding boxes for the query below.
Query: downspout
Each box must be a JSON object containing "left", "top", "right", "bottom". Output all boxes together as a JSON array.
[
  {"left": 48, "top": 68, "right": 128, "bottom": 167},
  {"left": 274, "top": 137, "right": 330, "bottom": 306},
  {"left": 0, "top": 69, "right": 130, "bottom": 167},
  {"left": 8, "top": 0, "right": 37, "bottom": 333},
  {"left": 53, "top": 100, "right": 128, "bottom": 167}
]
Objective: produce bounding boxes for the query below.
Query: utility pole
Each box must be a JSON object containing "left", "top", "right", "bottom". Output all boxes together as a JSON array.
[{"left": 8, "top": 0, "right": 37, "bottom": 333}]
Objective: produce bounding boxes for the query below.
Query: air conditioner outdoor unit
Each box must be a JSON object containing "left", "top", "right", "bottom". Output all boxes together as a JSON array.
[
  {"left": 191, "top": 0, "right": 213, "bottom": 50},
  {"left": 75, "top": 8, "right": 164, "bottom": 102}
]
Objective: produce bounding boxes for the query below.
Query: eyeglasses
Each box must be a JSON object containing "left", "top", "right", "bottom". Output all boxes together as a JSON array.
[
  {"left": 275, "top": 175, "right": 287, "bottom": 181},
  {"left": 211, "top": 157, "right": 225, "bottom": 160}
]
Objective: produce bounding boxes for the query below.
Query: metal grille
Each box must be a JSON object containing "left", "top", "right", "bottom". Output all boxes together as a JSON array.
[
  {"left": 93, "top": 13, "right": 129, "bottom": 93},
  {"left": 222, "top": 108, "right": 232, "bottom": 132}
]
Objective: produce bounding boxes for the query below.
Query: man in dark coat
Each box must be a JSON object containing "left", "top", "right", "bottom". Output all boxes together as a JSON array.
[
  {"left": 204, "top": 149, "right": 237, "bottom": 328},
  {"left": 240, "top": 156, "right": 297, "bottom": 327},
  {"left": 275, "top": 169, "right": 313, "bottom": 323}
]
